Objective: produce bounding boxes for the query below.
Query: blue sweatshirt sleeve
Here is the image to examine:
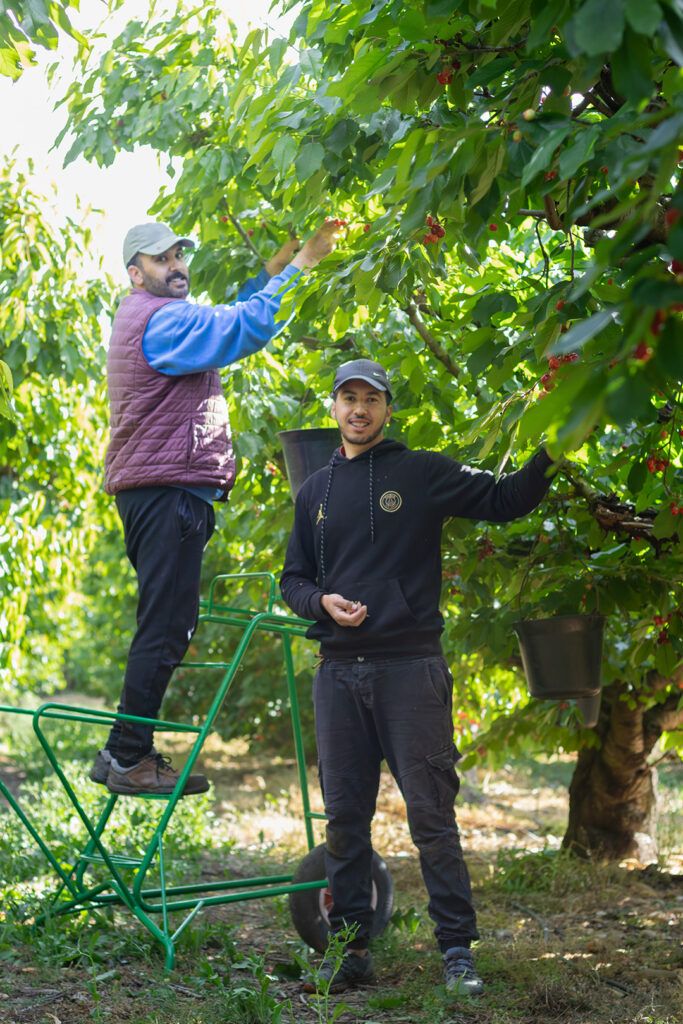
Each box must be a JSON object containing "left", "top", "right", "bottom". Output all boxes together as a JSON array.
[
  {"left": 236, "top": 267, "right": 270, "bottom": 301},
  {"left": 142, "top": 265, "right": 300, "bottom": 376}
]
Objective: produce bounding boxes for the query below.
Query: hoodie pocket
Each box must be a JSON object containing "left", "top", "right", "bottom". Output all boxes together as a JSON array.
[{"left": 342, "top": 578, "right": 418, "bottom": 634}]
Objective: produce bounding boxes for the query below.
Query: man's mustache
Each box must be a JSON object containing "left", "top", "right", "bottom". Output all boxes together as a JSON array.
[{"left": 167, "top": 272, "right": 188, "bottom": 284}]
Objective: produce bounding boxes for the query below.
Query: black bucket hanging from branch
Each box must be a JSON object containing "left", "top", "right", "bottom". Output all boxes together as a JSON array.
[
  {"left": 513, "top": 613, "right": 605, "bottom": 701},
  {"left": 278, "top": 428, "right": 339, "bottom": 500}
]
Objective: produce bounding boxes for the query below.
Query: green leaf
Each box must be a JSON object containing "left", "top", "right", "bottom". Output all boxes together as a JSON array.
[
  {"left": 470, "top": 142, "right": 506, "bottom": 206},
  {"left": 573, "top": 0, "right": 625, "bottom": 56},
  {"left": 559, "top": 127, "right": 600, "bottom": 180},
  {"left": 548, "top": 310, "right": 617, "bottom": 355},
  {"left": 652, "top": 506, "right": 676, "bottom": 540},
  {"left": 656, "top": 318, "right": 683, "bottom": 381},
  {"left": 605, "top": 372, "right": 651, "bottom": 426},
  {"left": 627, "top": 459, "right": 647, "bottom": 496},
  {"left": 631, "top": 278, "right": 683, "bottom": 307},
  {"left": 294, "top": 141, "right": 324, "bottom": 179},
  {"left": 521, "top": 126, "right": 572, "bottom": 188},
  {"left": 625, "top": 0, "right": 662, "bottom": 35},
  {"left": 272, "top": 135, "right": 297, "bottom": 177},
  {"left": 611, "top": 28, "right": 656, "bottom": 104}
]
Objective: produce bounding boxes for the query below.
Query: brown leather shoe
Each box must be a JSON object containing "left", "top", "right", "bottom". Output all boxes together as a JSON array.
[{"left": 106, "top": 752, "right": 209, "bottom": 796}]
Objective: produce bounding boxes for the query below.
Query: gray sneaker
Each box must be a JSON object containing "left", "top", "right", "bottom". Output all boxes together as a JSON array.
[
  {"left": 444, "top": 947, "right": 484, "bottom": 996},
  {"left": 106, "top": 751, "right": 209, "bottom": 797},
  {"left": 302, "top": 950, "right": 376, "bottom": 993},
  {"left": 89, "top": 749, "right": 113, "bottom": 785}
]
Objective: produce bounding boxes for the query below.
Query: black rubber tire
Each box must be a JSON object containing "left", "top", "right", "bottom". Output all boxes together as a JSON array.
[{"left": 288, "top": 842, "right": 394, "bottom": 953}]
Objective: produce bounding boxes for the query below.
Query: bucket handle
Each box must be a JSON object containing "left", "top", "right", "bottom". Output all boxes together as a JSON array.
[{"left": 515, "top": 535, "right": 601, "bottom": 615}]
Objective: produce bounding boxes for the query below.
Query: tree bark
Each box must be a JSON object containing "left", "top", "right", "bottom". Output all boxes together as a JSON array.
[{"left": 563, "top": 670, "right": 683, "bottom": 862}]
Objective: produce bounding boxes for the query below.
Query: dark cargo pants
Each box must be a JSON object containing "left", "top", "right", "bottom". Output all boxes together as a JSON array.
[
  {"left": 104, "top": 486, "right": 215, "bottom": 765},
  {"left": 314, "top": 655, "right": 479, "bottom": 953}
]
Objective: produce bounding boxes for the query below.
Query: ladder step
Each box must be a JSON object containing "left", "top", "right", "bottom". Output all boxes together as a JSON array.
[
  {"left": 180, "top": 661, "right": 232, "bottom": 669},
  {"left": 80, "top": 853, "right": 143, "bottom": 868}
]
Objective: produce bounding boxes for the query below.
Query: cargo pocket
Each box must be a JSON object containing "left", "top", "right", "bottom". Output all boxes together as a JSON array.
[{"left": 426, "top": 744, "right": 461, "bottom": 808}]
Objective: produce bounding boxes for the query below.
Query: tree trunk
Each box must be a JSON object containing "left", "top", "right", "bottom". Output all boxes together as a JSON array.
[{"left": 563, "top": 671, "right": 683, "bottom": 862}]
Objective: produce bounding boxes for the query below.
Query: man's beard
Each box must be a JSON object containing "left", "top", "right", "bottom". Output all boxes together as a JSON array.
[
  {"left": 141, "top": 269, "right": 190, "bottom": 298},
  {"left": 340, "top": 420, "right": 386, "bottom": 449}
]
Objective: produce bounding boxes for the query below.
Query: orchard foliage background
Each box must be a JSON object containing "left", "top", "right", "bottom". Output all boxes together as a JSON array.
[
  {"left": 3, "top": 0, "right": 683, "bottom": 857},
  {"left": 0, "top": 161, "right": 113, "bottom": 698},
  {"left": 0, "top": 1, "right": 92, "bottom": 80}
]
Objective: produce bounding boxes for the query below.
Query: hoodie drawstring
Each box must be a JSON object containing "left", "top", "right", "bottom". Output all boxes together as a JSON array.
[
  {"left": 318, "top": 461, "right": 335, "bottom": 589},
  {"left": 369, "top": 449, "right": 375, "bottom": 545},
  {"left": 318, "top": 449, "right": 376, "bottom": 589}
]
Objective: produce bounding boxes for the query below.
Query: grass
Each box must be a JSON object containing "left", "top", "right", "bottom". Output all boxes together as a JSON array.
[{"left": 0, "top": 738, "right": 681, "bottom": 1024}]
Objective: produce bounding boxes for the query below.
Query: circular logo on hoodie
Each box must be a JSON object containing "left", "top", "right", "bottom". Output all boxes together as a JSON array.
[{"left": 379, "top": 490, "right": 402, "bottom": 513}]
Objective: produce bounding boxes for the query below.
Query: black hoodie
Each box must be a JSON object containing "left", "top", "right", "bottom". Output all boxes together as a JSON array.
[{"left": 280, "top": 438, "right": 554, "bottom": 658}]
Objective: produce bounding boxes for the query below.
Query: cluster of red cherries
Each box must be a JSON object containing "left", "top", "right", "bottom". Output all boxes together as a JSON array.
[{"left": 422, "top": 215, "right": 446, "bottom": 245}]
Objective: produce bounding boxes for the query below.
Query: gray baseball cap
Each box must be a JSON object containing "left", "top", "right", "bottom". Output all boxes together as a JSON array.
[
  {"left": 332, "top": 359, "right": 392, "bottom": 400},
  {"left": 122, "top": 222, "right": 195, "bottom": 267}
]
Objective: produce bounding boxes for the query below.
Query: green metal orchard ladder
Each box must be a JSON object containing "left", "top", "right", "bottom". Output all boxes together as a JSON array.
[{"left": 0, "top": 573, "right": 327, "bottom": 970}]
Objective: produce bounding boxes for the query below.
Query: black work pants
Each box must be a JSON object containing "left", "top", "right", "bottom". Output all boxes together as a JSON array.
[
  {"left": 104, "top": 486, "right": 215, "bottom": 765},
  {"left": 314, "top": 655, "right": 479, "bottom": 953}
]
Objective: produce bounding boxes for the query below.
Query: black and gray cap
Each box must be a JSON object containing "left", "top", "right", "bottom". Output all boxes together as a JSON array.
[
  {"left": 122, "top": 222, "right": 195, "bottom": 267},
  {"left": 332, "top": 359, "right": 392, "bottom": 400}
]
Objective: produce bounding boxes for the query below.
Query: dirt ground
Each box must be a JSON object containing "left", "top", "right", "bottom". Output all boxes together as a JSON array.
[{"left": 0, "top": 735, "right": 681, "bottom": 1024}]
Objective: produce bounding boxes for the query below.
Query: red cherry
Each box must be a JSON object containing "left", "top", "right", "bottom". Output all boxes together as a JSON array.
[
  {"left": 426, "top": 215, "right": 435, "bottom": 227},
  {"left": 647, "top": 457, "right": 657, "bottom": 473},
  {"left": 555, "top": 300, "right": 565, "bottom": 311},
  {"left": 434, "top": 224, "right": 446, "bottom": 238},
  {"left": 363, "top": 223, "right": 371, "bottom": 232},
  {"left": 671, "top": 504, "right": 680, "bottom": 516},
  {"left": 437, "top": 70, "right": 453, "bottom": 85},
  {"left": 633, "top": 341, "right": 653, "bottom": 361},
  {"left": 548, "top": 356, "right": 561, "bottom": 370},
  {"left": 666, "top": 209, "right": 681, "bottom": 228},
  {"left": 607, "top": 277, "right": 614, "bottom": 285},
  {"left": 489, "top": 223, "right": 498, "bottom": 231},
  {"left": 657, "top": 630, "right": 670, "bottom": 645},
  {"left": 220, "top": 215, "right": 229, "bottom": 223},
  {"left": 650, "top": 310, "right": 666, "bottom": 336},
  {"left": 247, "top": 228, "right": 255, "bottom": 236},
  {"left": 544, "top": 170, "right": 558, "bottom": 181},
  {"left": 600, "top": 165, "right": 609, "bottom": 174}
]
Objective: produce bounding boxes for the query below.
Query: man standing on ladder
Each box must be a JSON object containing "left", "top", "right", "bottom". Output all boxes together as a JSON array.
[
  {"left": 280, "top": 358, "right": 557, "bottom": 996},
  {"left": 91, "top": 219, "right": 338, "bottom": 797}
]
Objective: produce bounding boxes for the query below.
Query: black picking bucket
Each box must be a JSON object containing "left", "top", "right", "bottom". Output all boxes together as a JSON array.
[
  {"left": 513, "top": 614, "right": 604, "bottom": 700},
  {"left": 278, "top": 428, "right": 339, "bottom": 501},
  {"left": 575, "top": 691, "right": 602, "bottom": 728}
]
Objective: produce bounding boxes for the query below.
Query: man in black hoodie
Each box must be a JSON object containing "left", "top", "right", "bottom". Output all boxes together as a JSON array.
[{"left": 280, "top": 358, "right": 555, "bottom": 996}]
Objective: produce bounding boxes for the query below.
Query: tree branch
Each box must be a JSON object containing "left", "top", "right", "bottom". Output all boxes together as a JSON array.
[
  {"left": 405, "top": 302, "right": 460, "bottom": 378},
  {"left": 222, "top": 206, "right": 263, "bottom": 260},
  {"left": 543, "top": 195, "right": 564, "bottom": 231}
]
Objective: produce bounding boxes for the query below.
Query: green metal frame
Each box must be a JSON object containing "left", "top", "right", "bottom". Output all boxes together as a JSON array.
[{"left": 0, "top": 573, "right": 328, "bottom": 970}]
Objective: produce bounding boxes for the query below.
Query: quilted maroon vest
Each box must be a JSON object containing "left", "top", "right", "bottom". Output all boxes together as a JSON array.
[{"left": 103, "top": 289, "right": 236, "bottom": 496}]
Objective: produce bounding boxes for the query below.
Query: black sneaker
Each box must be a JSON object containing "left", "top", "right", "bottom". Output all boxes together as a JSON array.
[
  {"left": 302, "top": 950, "right": 376, "bottom": 993},
  {"left": 443, "top": 947, "right": 484, "bottom": 996},
  {"left": 89, "top": 749, "right": 113, "bottom": 785}
]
